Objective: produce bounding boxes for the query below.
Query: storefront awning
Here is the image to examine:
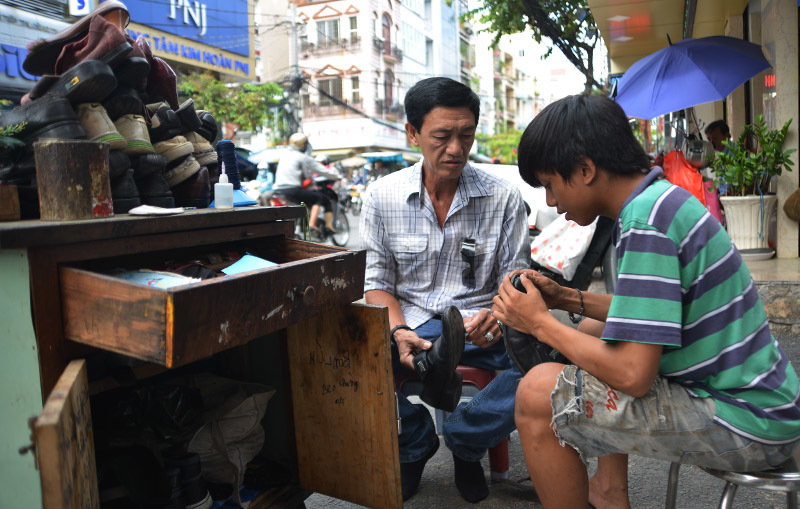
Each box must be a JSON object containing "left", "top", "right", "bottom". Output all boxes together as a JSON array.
[{"left": 312, "top": 148, "right": 356, "bottom": 160}]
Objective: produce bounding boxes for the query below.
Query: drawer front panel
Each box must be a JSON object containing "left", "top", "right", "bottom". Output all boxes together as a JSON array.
[
  {"left": 60, "top": 246, "right": 365, "bottom": 367},
  {"left": 169, "top": 251, "right": 365, "bottom": 366}
]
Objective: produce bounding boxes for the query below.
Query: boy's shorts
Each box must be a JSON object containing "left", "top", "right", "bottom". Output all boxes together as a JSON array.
[{"left": 551, "top": 364, "right": 798, "bottom": 472}]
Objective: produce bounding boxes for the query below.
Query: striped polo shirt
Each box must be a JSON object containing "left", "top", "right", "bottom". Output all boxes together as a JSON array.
[{"left": 603, "top": 168, "right": 800, "bottom": 444}]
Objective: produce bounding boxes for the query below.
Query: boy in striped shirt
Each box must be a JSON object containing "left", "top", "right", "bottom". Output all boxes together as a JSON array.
[{"left": 492, "top": 94, "right": 800, "bottom": 508}]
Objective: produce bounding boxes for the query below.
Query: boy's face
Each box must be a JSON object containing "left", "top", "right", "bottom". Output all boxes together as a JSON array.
[
  {"left": 537, "top": 168, "right": 598, "bottom": 226},
  {"left": 705, "top": 127, "right": 728, "bottom": 152}
]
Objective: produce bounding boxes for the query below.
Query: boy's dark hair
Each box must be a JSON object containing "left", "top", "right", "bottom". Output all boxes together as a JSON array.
[
  {"left": 404, "top": 77, "right": 480, "bottom": 132},
  {"left": 517, "top": 94, "right": 650, "bottom": 188},
  {"left": 704, "top": 119, "right": 730, "bottom": 136}
]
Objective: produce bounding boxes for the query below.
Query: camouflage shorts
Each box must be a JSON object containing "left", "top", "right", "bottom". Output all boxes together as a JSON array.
[{"left": 550, "top": 364, "right": 797, "bottom": 471}]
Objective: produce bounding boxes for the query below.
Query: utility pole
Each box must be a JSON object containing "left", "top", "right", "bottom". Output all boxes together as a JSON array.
[{"left": 286, "top": 1, "right": 302, "bottom": 135}]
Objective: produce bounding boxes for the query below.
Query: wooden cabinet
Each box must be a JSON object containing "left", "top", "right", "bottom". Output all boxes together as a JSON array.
[{"left": 0, "top": 207, "right": 401, "bottom": 508}]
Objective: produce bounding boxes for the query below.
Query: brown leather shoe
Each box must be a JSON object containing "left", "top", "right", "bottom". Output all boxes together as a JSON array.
[
  {"left": 23, "top": 0, "right": 129, "bottom": 76},
  {"left": 135, "top": 35, "right": 179, "bottom": 110},
  {"left": 55, "top": 15, "right": 132, "bottom": 75}
]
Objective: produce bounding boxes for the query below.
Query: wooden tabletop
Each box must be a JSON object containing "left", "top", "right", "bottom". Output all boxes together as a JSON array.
[{"left": 0, "top": 206, "right": 306, "bottom": 249}]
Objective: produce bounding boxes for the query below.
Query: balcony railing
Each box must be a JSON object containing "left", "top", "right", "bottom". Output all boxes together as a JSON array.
[
  {"left": 303, "top": 99, "right": 363, "bottom": 119},
  {"left": 372, "top": 37, "right": 403, "bottom": 62},
  {"left": 375, "top": 99, "right": 404, "bottom": 120},
  {"left": 300, "top": 37, "right": 362, "bottom": 56}
]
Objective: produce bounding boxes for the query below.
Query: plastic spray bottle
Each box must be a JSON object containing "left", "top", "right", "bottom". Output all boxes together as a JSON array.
[{"left": 214, "top": 162, "right": 234, "bottom": 209}]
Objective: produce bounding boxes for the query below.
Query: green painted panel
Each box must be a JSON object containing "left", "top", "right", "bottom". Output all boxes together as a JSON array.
[{"left": 0, "top": 249, "right": 43, "bottom": 508}]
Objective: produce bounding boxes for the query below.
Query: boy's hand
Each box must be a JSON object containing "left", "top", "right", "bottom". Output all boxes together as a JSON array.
[
  {"left": 492, "top": 272, "right": 551, "bottom": 336},
  {"left": 464, "top": 308, "right": 503, "bottom": 348},
  {"left": 394, "top": 328, "right": 431, "bottom": 370}
]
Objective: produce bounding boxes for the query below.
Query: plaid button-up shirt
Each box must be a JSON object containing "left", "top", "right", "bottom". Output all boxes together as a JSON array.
[{"left": 360, "top": 161, "right": 531, "bottom": 328}]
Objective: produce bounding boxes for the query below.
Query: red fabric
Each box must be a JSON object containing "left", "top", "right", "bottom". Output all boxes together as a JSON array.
[{"left": 662, "top": 150, "right": 707, "bottom": 207}]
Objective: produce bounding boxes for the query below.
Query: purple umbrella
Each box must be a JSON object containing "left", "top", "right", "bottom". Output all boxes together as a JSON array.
[{"left": 614, "top": 35, "right": 771, "bottom": 119}]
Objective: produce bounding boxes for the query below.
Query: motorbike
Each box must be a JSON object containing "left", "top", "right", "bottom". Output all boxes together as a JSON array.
[{"left": 269, "top": 175, "right": 351, "bottom": 247}]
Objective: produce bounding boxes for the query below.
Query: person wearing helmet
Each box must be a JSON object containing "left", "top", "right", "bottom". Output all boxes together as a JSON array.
[{"left": 274, "top": 133, "right": 341, "bottom": 234}]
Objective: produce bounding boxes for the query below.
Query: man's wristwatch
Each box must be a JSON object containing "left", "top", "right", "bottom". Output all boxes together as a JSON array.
[{"left": 390, "top": 324, "right": 412, "bottom": 341}]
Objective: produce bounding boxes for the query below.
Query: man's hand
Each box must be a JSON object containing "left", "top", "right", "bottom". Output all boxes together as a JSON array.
[
  {"left": 492, "top": 272, "right": 553, "bottom": 336},
  {"left": 464, "top": 308, "right": 503, "bottom": 348},
  {"left": 394, "top": 327, "right": 432, "bottom": 370},
  {"left": 512, "top": 269, "right": 567, "bottom": 309}
]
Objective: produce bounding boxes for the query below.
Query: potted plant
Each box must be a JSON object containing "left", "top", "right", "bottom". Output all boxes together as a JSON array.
[{"left": 709, "top": 114, "right": 795, "bottom": 253}]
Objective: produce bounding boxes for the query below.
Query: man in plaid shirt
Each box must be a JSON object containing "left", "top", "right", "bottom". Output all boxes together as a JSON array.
[{"left": 360, "top": 77, "right": 530, "bottom": 502}]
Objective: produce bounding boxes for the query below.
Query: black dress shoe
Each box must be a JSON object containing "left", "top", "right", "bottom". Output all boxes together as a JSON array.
[
  {"left": 131, "top": 153, "right": 167, "bottom": 180},
  {"left": 171, "top": 165, "right": 209, "bottom": 208},
  {"left": 108, "top": 150, "right": 131, "bottom": 181},
  {"left": 1, "top": 95, "right": 85, "bottom": 151},
  {"left": 110, "top": 168, "right": 140, "bottom": 213},
  {"left": 175, "top": 99, "right": 201, "bottom": 133},
  {"left": 413, "top": 306, "right": 465, "bottom": 412},
  {"left": 401, "top": 438, "right": 439, "bottom": 501},
  {"left": 502, "top": 273, "right": 569, "bottom": 375},
  {"left": 26, "top": 59, "right": 117, "bottom": 105},
  {"left": 453, "top": 454, "right": 488, "bottom": 503},
  {"left": 137, "top": 171, "right": 175, "bottom": 208}
]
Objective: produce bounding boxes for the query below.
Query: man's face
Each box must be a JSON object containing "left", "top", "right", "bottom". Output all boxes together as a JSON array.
[
  {"left": 706, "top": 127, "right": 728, "bottom": 152},
  {"left": 537, "top": 169, "right": 597, "bottom": 226},
  {"left": 406, "top": 106, "right": 476, "bottom": 181}
]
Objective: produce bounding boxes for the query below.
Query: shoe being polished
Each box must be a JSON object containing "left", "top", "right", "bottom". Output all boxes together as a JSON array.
[
  {"left": 502, "top": 273, "right": 569, "bottom": 375},
  {"left": 412, "top": 306, "right": 465, "bottom": 412}
]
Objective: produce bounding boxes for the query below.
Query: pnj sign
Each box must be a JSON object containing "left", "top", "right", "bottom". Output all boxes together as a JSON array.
[
  {"left": 128, "top": 23, "right": 251, "bottom": 78},
  {"left": 119, "top": 0, "right": 249, "bottom": 57},
  {"left": 168, "top": 0, "right": 207, "bottom": 37}
]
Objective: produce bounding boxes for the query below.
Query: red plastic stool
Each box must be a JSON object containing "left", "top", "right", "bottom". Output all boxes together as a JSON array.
[{"left": 394, "top": 365, "right": 510, "bottom": 479}]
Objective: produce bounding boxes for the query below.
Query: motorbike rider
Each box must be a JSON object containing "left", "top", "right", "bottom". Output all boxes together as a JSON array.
[{"left": 274, "top": 133, "right": 341, "bottom": 234}]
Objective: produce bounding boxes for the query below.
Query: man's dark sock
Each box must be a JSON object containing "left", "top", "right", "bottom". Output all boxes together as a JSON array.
[
  {"left": 400, "top": 439, "right": 440, "bottom": 501},
  {"left": 453, "top": 454, "right": 488, "bottom": 503}
]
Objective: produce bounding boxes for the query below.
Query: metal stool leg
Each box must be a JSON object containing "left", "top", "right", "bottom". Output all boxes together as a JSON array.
[
  {"left": 787, "top": 489, "right": 798, "bottom": 509},
  {"left": 665, "top": 462, "right": 681, "bottom": 509},
  {"left": 718, "top": 481, "right": 738, "bottom": 509}
]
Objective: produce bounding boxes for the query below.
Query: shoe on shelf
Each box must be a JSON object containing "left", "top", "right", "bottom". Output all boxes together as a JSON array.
[
  {"left": 195, "top": 110, "right": 218, "bottom": 143},
  {"left": 113, "top": 34, "right": 150, "bottom": 90},
  {"left": 23, "top": 0, "right": 129, "bottom": 76},
  {"left": 171, "top": 165, "right": 210, "bottom": 208},
  {"left": 164, "top": 154, "right": 200, "bottom": 187},
  {"left": 130, "top": 153, "right": 167, "bottom": 181},
  {"left": 0, "top": 95, "right": 85, "bottom": 153},
  {"left": 108, "top": 150, "right": 131, "bottom": 181},
  {"left": 134, "top": 35, "right": 179, "bottom": 110},
  {"left": 154, "top": 135, "right": 193, "bottom": 163},
  {"left": 401, "top": 438, "right": 439, "bottom": 501},
  {"left": 103, "top": 86, "right": 146, "bottom": 121},
  {"left": 184, "top": 132, "right": 217, "bottom": 166},
  {"left": 114, "top": 114, "right": 154, "bottom": 156},
  {"left": 54, "top": 15, "right": 132, "bottom": 76},
  {"left": 453, "top": 454, "right": 489, "bottom": 503},
  {"left": 110, "top": 168, "right": 141, "bottom": 213},
  {"left": 24, "top": 59, "right": 118, "bottom": 106},
  {"left": 175, "top": 98, "right": 201, "bottom": 132},
  {"left": 146, "top": 102, "right": 182, "bottom": 143},
  {"left": 77, "top": 103, "right": 127, "bottom": 152},
  {"left": 136, "top": 170, "right": 175, "bottom": 209},
  {"left": 413, "top": 305, "right": 465, "bottom": 412}
]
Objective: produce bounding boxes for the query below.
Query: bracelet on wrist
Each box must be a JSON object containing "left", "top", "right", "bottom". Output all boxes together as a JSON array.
[
  {"left": 390, "top": 324, "right": 412, "bottom": 341},
  {"left": 568, "top": 288, "right": 584, "bottom": 324}
]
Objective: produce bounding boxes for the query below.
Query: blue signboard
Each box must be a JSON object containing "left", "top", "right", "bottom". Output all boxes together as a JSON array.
[{"left": 109, "top": 0, "right": 250, "bottom": 57}]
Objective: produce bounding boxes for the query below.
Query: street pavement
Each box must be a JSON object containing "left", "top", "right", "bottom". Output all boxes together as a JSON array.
[{"left": 306, "top": 212, "right": 796, "bottom": 508}]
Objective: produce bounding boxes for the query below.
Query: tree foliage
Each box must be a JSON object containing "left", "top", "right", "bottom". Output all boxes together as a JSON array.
[
  {"left": 466, "top": 0, "right": 602, "bottom": 92},
  {"left": 177, "top": 73, "right": 287, "bottom": 140},
  {"left": 477, "top": 129, "right": 523, "bottom": 163}
]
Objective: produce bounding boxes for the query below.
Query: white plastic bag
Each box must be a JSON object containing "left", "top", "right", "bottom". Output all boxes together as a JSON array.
[{"left": 530, "top": 215, "right": 598, "bottom": 281}]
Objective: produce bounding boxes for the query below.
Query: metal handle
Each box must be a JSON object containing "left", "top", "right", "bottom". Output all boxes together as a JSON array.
[{"left": 294, "top": 285, "right": 315, "bottom": 305}]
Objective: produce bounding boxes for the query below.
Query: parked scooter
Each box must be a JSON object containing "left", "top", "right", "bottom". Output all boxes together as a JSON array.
[{"left": 270, "top": 175, "right": 351, "bottom": 247}]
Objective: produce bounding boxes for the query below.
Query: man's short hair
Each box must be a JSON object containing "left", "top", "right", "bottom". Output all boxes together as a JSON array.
[
  {"left": 704, "top": 119, "right": 730, "bottom": 136},
  {"left": 404, "top": 77, "right": 480, "bottom": 132},
  {"left": 517, "top": 94, "right": 650, "bottom": 188}
]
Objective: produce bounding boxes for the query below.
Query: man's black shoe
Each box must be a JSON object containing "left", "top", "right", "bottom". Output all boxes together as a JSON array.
[
  {"left": 413, "top": 305, "right": 464, "bottom": 412},
  {"left": 453, "top": 454, "right": 488, "bottom": 503},
  {"left": 400, "top": 438, "right": 439, "bottom": 501},
  {"left": 502, "top": 273, "right": 569, "bottom": 375}
]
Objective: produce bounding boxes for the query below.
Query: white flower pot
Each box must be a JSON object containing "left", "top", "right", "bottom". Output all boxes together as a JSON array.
[{"left": 720, "top": 194, "right": 777, "bottom": 250}]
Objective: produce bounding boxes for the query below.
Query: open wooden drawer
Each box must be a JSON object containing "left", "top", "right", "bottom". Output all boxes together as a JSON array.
[{"left": 59, "top": 237, "right": 366, "bottom": 367}]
